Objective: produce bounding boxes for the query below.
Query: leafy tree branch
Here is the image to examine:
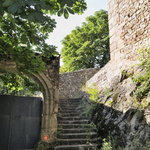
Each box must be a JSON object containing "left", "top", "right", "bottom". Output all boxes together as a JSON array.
[
  {"left": 60, "top": 10, "right": 110, "bottom": 72},
  {"left": 0, "top": 0, "right": 87, "bottom": 95}
]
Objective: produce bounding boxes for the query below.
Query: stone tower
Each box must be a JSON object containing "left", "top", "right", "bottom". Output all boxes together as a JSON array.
[{"left": 108, "top": 0, "right": 150, "bottom": 65}]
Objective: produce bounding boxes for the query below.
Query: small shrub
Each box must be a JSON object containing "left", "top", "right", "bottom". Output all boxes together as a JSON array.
[
  {"left": 83, "top": 84, "right": 99, "bottom": 102},
  {"left": 101, "top": 138, "right": 113, "bottom": 150},
  {"left": 132, "top": 47, "right": 150, "bottom": 101}
]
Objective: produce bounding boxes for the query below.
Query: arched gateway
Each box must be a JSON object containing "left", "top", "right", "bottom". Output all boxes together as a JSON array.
[{"left": 0, "top": 56, "right": 59, "bottom": 145}]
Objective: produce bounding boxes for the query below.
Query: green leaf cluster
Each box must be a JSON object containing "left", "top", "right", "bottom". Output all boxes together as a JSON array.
[
  {"left": 0, "top": 4, "right": 57, "bottom": 74},
  {"left": 0, "top": 0, "right": 86, "bottom": 94},
  {"left": 82, "top": 84, "right": 99, "bottom": 102},
  {"left": 0, "top": 0, "right": 87, "bottom": 74},
  {"left": 60, "top": 10, "right": 110, "bottom": 72},
  {"left": 1, "top": 0, "right": 87, "bottom": 20},
  {"left": 86, "top": 86, "right": 99, "bottom": 102},
  {"left": 101, "top": 138, "right": 113, "bottom": 150},
  {"left": 57, "top": 0, "right": 86, "bottom": 19},
  {"left": 0, "top": 70, "right": 43, "bottom": 96}
]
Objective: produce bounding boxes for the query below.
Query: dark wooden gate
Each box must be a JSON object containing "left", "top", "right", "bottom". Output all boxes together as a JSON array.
[{"left": 0, "top": 95, "right": 42, "bottom": 150}]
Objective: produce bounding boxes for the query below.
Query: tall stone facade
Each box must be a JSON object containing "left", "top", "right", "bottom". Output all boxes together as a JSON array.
[
  {"left": 108, "top": 0, "right": 150, "bottom": 64},
  {"left": 84, "top": 2, "right": 150, "bottom": 148}
]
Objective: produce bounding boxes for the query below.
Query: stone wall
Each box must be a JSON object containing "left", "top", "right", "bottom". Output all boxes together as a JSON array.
[
  {"left": 59, "top": 68, "right": 99, "bottom": 99},
  {"left": 91, "top": 103, "right": 150, "bottom": 149},
  {"left": 85, "top": 0, "right": 150, "bottom": 101},
  {"left": 108, "top": 0, "right": 150, "bottom": 64},
  {"left": 59, "top": 60, "right": 131, "bottom": 100},
  {"left": 59, "top": 0, "right": 150, "bottom": 100},
  {"left": 86, "top": 59, "right": 139, "bottom": 91},
  {"left": 82, "top": 62, "right": 150, "bottom": 149}
]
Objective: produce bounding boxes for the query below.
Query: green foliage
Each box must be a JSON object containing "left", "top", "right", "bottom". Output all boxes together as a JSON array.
[
  {"left": 100, "top": 135, "right": 150, "bottom": 150},
  {"left": 0, "top": 0, "right": 87, "bottom": 74},
  {"left": 79, "top": 84, "right": 99, "bottom": 118},
  {"left": 57, "top": 0, "right": 87, "bottom": 19},
  {"left": 104, "top": 86, "right": 111, "bottom": 97},
  {"left": 137, "top": 47, "right": 150, "bottom": 70},
  {"left": 0, "top": 3, "right": 57, "bottom": 74},
  {"left": 1, "top": 0, "right": 87, "bottom": 21},
  {"left": 101, "top": 136, "right": 150, "bottom": 150},
  {"left": 60, "top": 66, "right": 69, "bottom": 73},
  {"left": 133, "top": 97, "right": 150, "bottom": 109},
  {"left": 0, "top": 0, "right": 87, "bottom": 93},
  {"left": 61, "top": 10, "right": 110, "bottom": 72},
  {"left": 0, "top": 70, "right": 43, "bottom": 96},
  {"left": 83, "top": 84, "right": 99, "bottom": 102},
  {"left": 132, "top": 47, "right": 150, "bottom": 100},
  {"left": 120, "top": 70, "right": 132, "bottom": 82},
  {"left": 36, "top": 143, "right": 46, "bottom": 150},
  {"left": 101, "top": 138, "right": 113, "bottom": 150},
  {"left": 87, "top": 87, "right": 99, "bottom": 102}
]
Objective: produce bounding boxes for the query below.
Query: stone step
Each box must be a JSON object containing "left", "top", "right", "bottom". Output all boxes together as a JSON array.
[
  {"left": 67, "top": 98, "right": 81, "bottom": 101},
  {"left": 58, "top": 116, "right": 88, "bottom": 121},
  {"left": 58, "top": 120, "right": 89, "bottom": 124},
  {"left": 56, "top": 138, "right": 99, "bottom": 145},
  {"left": 59, "top": 106, "right": 80, "bottom": 109},
  {"left": 59, "top": 107, "right": 80, "bottom": 110},
  {"left": 60, "top": 105, "right": 81, "bottom": 110},
  {"left": 56, "top": 138, "right": 91, "bottom": 145},
  {"left": 60, "top": 103, "right": 80, "bottom": 106},
  {"left": 55, "top": 98, "right": 99, "bottom": 150},
  {"left": 60, "top": 128, "right": 97, "bottom": 134},
  {"left": 54, "top": 144, "right": 98, "bottom": 150},
  {"left": 60, "top": 103, "right": 80, "bottom": 105},
  {"left": 58, "top": 124, "right": 93, "bottom": 129},
  {"left": 59, "top": 110, "right": 81, "bottom": 113},
  {"left": 60, "top": 101, "right": 80, "bottom": 104},
  {"left": 59, "top": 102, "right": 80, "bottom": 105},
  {"left": 61, "top": 102, "right": 79, "bottom": 104},
  {"left": 58, "top": 132, "right": 97, "bottom": 139},
  {"left": 60, "top": 100, "right": 81, "bottom": 103},
  {"left": 60, "top": 113, "right": 81, "bottom": 117}
]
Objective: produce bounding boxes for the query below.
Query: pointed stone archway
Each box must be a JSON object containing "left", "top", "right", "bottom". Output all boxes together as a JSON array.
[{"left": 0, "top": 56, "right": 60, "bottom": 144}]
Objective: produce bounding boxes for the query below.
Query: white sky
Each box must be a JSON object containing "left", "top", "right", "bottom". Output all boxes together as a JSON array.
[{"left": 46, "top": 0, "right": 108, "bottom": 64}]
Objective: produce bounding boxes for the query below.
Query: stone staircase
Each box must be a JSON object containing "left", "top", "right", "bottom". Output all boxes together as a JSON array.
[{"left": 54, "top": 98, "right": 99, "bottom": 150}]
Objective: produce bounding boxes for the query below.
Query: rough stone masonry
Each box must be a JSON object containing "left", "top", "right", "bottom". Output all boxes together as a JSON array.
[{"left": 108, "top": 0, "right": 150, "bottom": 64}]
